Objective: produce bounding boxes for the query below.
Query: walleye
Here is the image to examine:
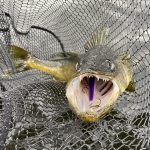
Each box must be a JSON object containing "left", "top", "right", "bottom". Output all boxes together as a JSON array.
[
  {"left": 9, "top": 28, "right": 134, "bottom": 123},
  {"left": 66, "top": 28, "right": 134, "bottom": 122}
]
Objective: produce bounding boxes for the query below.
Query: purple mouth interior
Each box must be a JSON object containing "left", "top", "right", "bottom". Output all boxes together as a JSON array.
[
  {"left": 80, "top": 76, "right": 114, "bottom": 105},
  {"left": 89, "top": 77, "right": 95, "bottom": 102}
]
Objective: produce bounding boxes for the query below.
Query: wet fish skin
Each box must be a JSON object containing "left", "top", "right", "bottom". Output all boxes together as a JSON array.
[{"left": 9, "top": 45, "right": 79, "bottom": 82}]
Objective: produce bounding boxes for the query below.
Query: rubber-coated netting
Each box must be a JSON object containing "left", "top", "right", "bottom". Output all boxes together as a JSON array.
[{"left": 0, "top": 0, "right": 150, "bottom": 150}]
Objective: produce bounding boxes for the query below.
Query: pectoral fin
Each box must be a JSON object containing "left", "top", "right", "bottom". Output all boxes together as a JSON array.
[{"left": 126, "top": 81, "right": 135, "bottom": 92}]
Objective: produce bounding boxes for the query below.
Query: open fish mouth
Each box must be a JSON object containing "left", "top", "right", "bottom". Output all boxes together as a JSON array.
[
  {"left": 80, "top": 74, "right": 113, "bottom": 99},
  {"left": 66, "top": 73, "right": 120, "bottom": 117}
]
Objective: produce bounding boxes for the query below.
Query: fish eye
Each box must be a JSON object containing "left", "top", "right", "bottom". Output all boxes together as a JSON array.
[
  {"left": 110, "top": 63, "right": 115, "bottom": 71},
  {"left": 106, "top": 59, "right": 115, "bottom": 71},
  {"left": 76, "top": 62, "right": 81, "bottom": 71}
]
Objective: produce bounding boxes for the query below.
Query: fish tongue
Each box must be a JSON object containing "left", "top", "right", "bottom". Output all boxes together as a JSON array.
[{"left": 89, "top": 77, "right": 95, "bottom": 103}]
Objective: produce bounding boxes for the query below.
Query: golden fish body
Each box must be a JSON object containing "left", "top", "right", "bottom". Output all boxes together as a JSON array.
[
  {"left": 113, "top": 54, "right": 133, "bottom": 93},
  {"left": 25, "top": 55, "right": 78, "bottom": 82},
  {"left": 9, "top": 45, "right": 78, "bottom": 82}
]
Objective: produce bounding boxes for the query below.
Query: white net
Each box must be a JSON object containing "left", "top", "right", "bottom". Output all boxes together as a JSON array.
[{"left": 0, "top": 0, "right": 150, "bottom": 149}]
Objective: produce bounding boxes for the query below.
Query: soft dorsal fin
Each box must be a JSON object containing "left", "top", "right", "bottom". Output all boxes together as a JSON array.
[{"left": 84, "top": 27, "right": 109, "bottom": 50}]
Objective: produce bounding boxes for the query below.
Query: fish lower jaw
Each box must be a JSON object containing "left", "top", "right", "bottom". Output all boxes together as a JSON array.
[
  {"left": 79, "top": 113, "right": 99, "bottom": 123},
  {"left": 78, "top": 102, "right": 116, "bottom": 123}
]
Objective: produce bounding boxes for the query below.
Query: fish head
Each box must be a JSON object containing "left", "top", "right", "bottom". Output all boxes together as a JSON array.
[
  {"left": 66, "top": 27, "right": 133, "bottom": 122},
  {"left": 76, "top": 46, "right": 118, "bottom": 75},
  {"left": 66, "top": 46, "right": 121, "bottom": 122}
]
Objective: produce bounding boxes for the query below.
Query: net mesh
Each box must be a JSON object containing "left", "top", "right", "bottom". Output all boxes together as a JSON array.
[{"left": 0, "top": 0, "right": 150, "bottom": 149}]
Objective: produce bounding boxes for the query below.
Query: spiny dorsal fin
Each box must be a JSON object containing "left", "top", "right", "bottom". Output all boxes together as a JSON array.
[
  {"left": 84, "top": 27, "right": 109, "bottom": 50},
  {"left": 119, "top": 52, "right": 131, "bottom": 61}
]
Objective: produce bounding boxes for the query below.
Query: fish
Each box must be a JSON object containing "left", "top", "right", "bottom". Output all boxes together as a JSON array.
[
  {"left": 9, "top": 45, "right": 79, "bottom": 82},
  {"left": 9, "top": 28, "right": 135, "bottom": 123},
  {"left": 66, "top": 28, "right": 135, "bottom": 122}
]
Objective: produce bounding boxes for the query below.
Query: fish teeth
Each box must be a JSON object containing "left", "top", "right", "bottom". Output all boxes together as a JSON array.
[
  {"left": 95, "top": 76, "right": 100, "bottom": 81},
  {"left": 79, "top": 76, "right": 83, "bottom": 81},
  {"left": 103, "top": 78, "right": 108, "bottom": 82},
  {"left": 104, "top": 78, "right": 109, "bottom": 82}
]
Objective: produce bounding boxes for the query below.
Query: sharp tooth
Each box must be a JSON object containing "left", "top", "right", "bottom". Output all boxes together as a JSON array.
[
  {"left": 96, "top": 76, "right": 100, "bottom": 81},
  {"left": 79, "top": 76, "right": 82, "bottom": 81}
]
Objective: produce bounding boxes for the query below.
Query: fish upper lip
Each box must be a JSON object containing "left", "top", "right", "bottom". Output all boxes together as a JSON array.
[
  {"left": 79, "top": 70, "right": 113, "bottom": 75},
  {"left": 78, "top": 71, "right": 113, "bottom": 80}
]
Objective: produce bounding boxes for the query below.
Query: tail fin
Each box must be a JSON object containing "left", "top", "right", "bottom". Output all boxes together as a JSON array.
[
  {"left": 9, "top": 45, "right": 29, "bottom": 60},
  {"left": 9, "top": 45, "right": 30, "bottom": 72}
]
